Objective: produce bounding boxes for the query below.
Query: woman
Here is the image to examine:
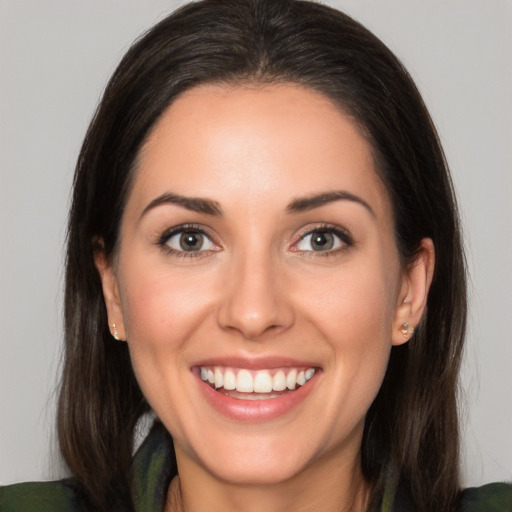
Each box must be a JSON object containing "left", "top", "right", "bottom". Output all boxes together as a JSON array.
[{"left": 1, "top": 0, "right": 510, "bottom": 511}]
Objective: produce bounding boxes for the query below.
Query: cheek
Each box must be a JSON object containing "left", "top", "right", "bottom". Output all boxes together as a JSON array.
[
  {"left": 119, "top": 262, "right": 213, "bottom": 343},
  {"left": 117, "top": 263, "right": 221, "bottom": 425},
  {"left": 116, "top": 261, "right": 219, "bottom": 403},
  {"left": 301, "top": 260, "right": 396, "bottom": 344},
  {"left": 326, "top": 284, "right": 392, "bottom": 383},
  {"left": 296, "top": 258, "right": 397, "bottom": 411}
]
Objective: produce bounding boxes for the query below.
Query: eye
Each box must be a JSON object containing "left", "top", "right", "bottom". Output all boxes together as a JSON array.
[
  {"left": 161, "top": 227, "right": 216, "bottom": 254},
  {"left": 294, "top": 227, "right": 351, "bottom": 253}
]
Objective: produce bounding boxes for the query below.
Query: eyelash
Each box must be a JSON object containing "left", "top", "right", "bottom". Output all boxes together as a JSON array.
[
  {"left": 156, "top": 223, "right": 354, "bottom": 259},
  {"left": 157, "top": 224, "right": 217, "bottom": 259},
  {"left": 291, "top": 224, "right": 354, "bottom": 256}
]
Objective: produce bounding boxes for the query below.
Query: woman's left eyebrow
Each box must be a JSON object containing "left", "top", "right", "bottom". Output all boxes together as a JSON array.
[
  {"left": 286, "top": 190, "right": 375, "bottom": 217},
  {"left": 140, "top": 192, "right": 223, "bottom": 219}
]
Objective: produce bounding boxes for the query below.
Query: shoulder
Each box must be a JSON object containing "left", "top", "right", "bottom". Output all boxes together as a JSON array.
[
  {"left": 458, "top": 482, "right": 512, "bottom": 511},
  {"left": 0, "top": 479, "right": 82, "bottom": 512}
]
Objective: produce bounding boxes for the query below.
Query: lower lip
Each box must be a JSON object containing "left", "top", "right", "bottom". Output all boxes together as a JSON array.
[{"left": 196, "top": 372, "right": 319, "bottom": 422}]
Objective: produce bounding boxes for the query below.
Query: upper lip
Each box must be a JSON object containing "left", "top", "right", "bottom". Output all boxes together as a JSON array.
[{"left": 191, "top": 355, "right": 320, "bottom": 371}]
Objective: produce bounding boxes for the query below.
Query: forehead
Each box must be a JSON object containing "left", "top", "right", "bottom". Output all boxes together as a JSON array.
[{"left": 130, "top": 83, "right": 391, "bottom": 221}]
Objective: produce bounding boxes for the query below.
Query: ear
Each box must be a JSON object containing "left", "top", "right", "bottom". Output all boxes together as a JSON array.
[
  {"left": 391, "top": 238, "right": 435, "bottom": 346},
  {"left": 93, "top": 239, "right": 126, "bottom": 341}
]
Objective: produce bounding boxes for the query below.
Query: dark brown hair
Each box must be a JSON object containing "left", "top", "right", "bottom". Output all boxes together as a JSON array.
[{"left": 59, "top": 1, "right": 466, "bottom": 510}]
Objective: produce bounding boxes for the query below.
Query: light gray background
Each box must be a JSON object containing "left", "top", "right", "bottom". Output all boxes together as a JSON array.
[{"left": 1, "top": 0, "right": 511, "bottom": 487}]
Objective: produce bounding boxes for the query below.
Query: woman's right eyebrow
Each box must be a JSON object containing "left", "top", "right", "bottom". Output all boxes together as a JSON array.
[{"left": 139, "top": 192, "right": 223, "bottom": 220}]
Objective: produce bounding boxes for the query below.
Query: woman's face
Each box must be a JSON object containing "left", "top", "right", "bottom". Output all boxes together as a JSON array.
[{"left": 98, "top": 84, "right": 429, "bottom": 486}]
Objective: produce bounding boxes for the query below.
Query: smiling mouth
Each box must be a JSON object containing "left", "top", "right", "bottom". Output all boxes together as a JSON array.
[{"left": 198, "top": 366, "right": 316, "bottom": 400}]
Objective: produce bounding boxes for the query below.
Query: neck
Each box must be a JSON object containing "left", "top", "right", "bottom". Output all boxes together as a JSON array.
[{"left": 166, "top": 449, "right": 370, "bottom": 512}]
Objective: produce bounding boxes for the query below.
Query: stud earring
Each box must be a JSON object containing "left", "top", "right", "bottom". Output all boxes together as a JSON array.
[
  {"left": 400, "top": 322, "right": 414, "bottom": 336},
  {"left": 112, "top": 323, "right": 120, "bottom": 341}
]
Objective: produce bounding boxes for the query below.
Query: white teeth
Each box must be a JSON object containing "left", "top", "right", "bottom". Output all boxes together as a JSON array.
[
  {"left": 236, "top": 369, "right": 254, "bottom": 392},
  {"left": 199, "top": 366, "right": 316, "bottom": 394},
  {"left": 286, "top": 369, "right": 297, "bottom": 390},
  {"left": 223, "top": 369, "right": 236, "bottom": 390},
  {"left": 253, "top": 371, "right": 273, "bottom": 393},
  {"left": 272, "top": 370, "right": 287, "bottom": 391},
  {"left": 214, "top": 368, "right": 223, "bottom": 389}
]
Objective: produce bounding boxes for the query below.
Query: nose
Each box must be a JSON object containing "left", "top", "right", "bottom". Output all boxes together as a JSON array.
[{"left": 217, "top": 252, "right": 294, "bottom": 340}]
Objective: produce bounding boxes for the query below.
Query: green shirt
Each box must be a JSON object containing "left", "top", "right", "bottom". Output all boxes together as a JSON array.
[{"left": 2, "top": 424, "right": 511, "bottom": 511}]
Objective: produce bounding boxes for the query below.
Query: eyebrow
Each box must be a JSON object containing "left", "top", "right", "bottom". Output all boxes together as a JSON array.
[
  {"left": 140, "top": 189, "right": 374, "bottom": 220},
  {"left": 140, "top": 192, "right": 223, "bottom": 219},
  {"left": 287, "top": 191, "right": 375, "bottom": 216}
]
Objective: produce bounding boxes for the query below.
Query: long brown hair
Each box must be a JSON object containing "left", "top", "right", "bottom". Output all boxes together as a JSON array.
[{"left": 59, "top": 1, "right": 466, "bottom": 510}]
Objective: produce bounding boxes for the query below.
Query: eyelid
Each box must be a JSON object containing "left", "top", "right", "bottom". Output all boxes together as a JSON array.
[
  {"left": 155, "top": 222, "right": 352, "bottom": 257},
  {"left": 290, "top": 223, "right": 354, "bottom": 253},
  {"left": 157, "top": 223, "right": 221, "bottom": 256}
]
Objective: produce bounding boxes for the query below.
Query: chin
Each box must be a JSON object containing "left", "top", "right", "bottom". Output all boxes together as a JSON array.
[
  {"left": 205, "top": 455, "right": 308, "bottom": 486},
  {"left": 175, "top": 428, "right": 317, "bottom": 487}
]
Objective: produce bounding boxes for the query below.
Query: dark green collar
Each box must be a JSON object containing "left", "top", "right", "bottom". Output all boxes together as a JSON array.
[
  {"left": 127, "top": 425, "right": 512, "bottom": 511},
  {"left": 130, "top": 421, "right": 397, "bottom": 512},
  {"left": 131, "top": 422, "right": 176, "bottom": 512}
]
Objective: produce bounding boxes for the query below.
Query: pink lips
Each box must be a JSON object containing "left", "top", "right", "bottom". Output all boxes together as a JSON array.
[{"left": 192, "top": 357, "right": 320, "bottom": 422}]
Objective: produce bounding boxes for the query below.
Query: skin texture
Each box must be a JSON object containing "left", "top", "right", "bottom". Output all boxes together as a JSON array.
[{"left": 95, "top": 84, "right": 434, "bottom": 512}]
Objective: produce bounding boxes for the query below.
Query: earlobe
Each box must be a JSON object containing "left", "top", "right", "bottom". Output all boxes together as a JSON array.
[
  {"left": 391, "top": 238, "right": 435, "bottom": 346},
  {"left": 93, "top": 239, "right": 126, "bottom": 341}
]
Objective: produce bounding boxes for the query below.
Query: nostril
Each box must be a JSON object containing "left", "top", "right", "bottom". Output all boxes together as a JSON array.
[
  {"left": 217, "top": 302, "right": 293, "bottom": 340},
  {"left": 216, "top": 260, "right": 295, "bottom": 339}
]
